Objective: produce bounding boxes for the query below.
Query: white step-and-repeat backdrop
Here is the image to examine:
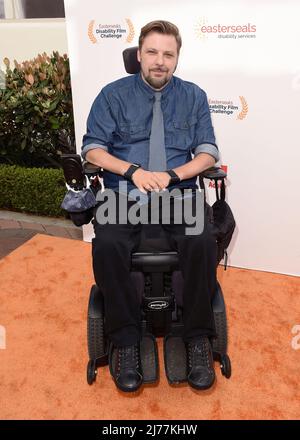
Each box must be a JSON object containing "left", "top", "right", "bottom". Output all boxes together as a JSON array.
[{"left": 64, "top": 0, "right": 300, "bottom": 276}]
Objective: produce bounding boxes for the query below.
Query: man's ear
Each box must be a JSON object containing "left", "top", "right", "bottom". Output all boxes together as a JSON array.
[
  {"left": 137, "top": 49, "right": 141, "bottom": 63},
  {"left": 173, "top": 54, "right": 180, "bottom": 73}
]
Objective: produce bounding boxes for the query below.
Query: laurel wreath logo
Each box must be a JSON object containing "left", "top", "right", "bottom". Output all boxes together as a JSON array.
[
  {"left": 237, "top": 96, "right": 248, "bottom": 120},
  {"left": 126, "top": 19, "right": 135, "bottom": 43},
  {"left": 195, "top": 17, "right": 207, "bottom": 41},
  {"left": 88, "top": 20, "right": 97, "bottom": 44}
]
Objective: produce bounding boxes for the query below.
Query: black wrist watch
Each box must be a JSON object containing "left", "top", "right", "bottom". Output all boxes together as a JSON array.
[
  {"left": 166, "top": 169, "right": 181, "bottom": 184},
  {"left": 123, "top": 163, "right": 141, "bottom": 181}
]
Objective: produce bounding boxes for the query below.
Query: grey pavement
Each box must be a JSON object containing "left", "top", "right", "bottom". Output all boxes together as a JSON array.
[{"left": 0, "top": 209, "right": 83, "bottom": 259}]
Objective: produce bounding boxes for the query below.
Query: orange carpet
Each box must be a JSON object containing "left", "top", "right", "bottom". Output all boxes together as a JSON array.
[{"left": 0, "top": 234, "right": 299, "bottom": 420}]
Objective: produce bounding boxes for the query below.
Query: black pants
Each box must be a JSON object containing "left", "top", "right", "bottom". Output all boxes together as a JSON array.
[{"left": 92, "top": 190, "right": 217, "bottom": 347}]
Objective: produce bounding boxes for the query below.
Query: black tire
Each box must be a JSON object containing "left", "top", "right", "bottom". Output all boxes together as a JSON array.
[
  {"left": 87, "top": 359, "right": 97, "bottom": 385},
  {"left": 87, "top": 285, "right": 107, "bottom": 361},
  {"left": 220, "top": 354, "right": 231, "bottom": 379},
  {"left": 212, "top": 310, "right": 228, "bottom": 355}
]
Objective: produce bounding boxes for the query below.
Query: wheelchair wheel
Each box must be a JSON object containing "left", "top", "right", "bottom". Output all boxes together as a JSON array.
[
  {"left": 87, "top": 313, "right": 107, "bottom": 361},
  {"left": 220, "top": 354, "right": 231, "bottom": 378},
  {"left": 87, "top": 359, "right": 97, "bottom": 385},
  {"left": 87, "top": 285, "right": 108, "bottom": 385},
  {"left": 212, "top": 309, "right": 228, "bottom": 355}
]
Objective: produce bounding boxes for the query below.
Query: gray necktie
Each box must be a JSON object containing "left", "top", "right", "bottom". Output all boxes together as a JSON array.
[{"left": 148, "top": 92, "right": 167, "bottom": 171}]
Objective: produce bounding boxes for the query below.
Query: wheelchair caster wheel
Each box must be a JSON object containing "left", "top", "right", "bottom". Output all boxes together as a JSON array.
[
  {"left": 87, "top": 360, "right": 97, "bottom": 385},
  {"left": 220, "top": 354, "right": 231, "bottom": 379}
]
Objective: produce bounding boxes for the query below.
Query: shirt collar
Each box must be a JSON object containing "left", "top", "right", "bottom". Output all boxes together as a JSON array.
[{"left": 136, "top": 72, "right": 174, "bottom": 100}]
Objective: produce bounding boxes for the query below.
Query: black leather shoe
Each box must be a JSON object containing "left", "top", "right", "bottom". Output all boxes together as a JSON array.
[
  {"left": 114, "top": 344, "right": 143, "bottom": 392},
  {"left": 186, "top": 336, "right": 215, "bottom": 390}
]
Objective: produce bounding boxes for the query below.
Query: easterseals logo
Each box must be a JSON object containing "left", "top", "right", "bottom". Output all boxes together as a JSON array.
[
  {"left": 88, "top": 19, "right": 135, "bottom": 44},
  {"left": 209, "top": 97, "right": 248, "bottom": 120},
  {"left": 195, "top": 17, "right": 256, "bottom": 41}
]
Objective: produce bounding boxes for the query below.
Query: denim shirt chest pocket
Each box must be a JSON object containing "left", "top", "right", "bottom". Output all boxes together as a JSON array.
[
  {"left": 118, "top": 122, "right": 150, "bottom": 144},
  {"left": 171, "top": 115, "right": 198, "bottom": 149}
]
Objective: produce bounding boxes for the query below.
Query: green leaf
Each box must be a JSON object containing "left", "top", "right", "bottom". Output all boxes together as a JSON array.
[
  {"left": 21, "top": 138, "right": 27, "bottom": 150},
  {"left": 48, "top": 99, "right": 60, "bottom": 112}
]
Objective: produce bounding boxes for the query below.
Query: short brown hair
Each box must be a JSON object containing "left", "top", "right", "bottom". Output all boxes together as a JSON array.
[{"left": 138, "top": 20, "right": 182, "bottom": 54}]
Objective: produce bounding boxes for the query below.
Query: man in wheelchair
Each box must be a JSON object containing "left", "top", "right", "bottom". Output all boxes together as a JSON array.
[{"left": 68, "top": 20, "right": 230, "bottom": 393}]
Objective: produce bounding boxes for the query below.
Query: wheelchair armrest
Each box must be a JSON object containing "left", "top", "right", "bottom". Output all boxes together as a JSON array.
[
  {"left": 199, "top": 167, "right": 227, "bottom": 180},
  {"left": 83, "top": 163, "right": 226, "bottom": 180},
  {"left": 83, "top": 161, "right": 103, "bottom": 177}
]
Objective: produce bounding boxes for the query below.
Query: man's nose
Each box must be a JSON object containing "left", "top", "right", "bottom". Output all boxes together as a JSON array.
[{"left": 155, "top": 53, "right": 164, "bottom": 65}]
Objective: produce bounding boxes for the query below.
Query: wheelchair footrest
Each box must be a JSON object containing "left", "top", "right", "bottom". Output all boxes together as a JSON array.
[
  {"left": 140, "top": 334, "right": 159, "bottom": 383},
  {"left": 163, "top": 334, "right": 187, "bottom": 384},
  {"left": 109, "top": 334, "right": 159, "bottom": 384}
]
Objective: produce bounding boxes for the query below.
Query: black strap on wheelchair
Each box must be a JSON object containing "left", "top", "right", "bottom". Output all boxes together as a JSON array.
[
  {"left": 214, "top": 178, "right": 226, "bottom": 201},
  {"left": 214, "top": 179, "right": 228, "bottom": 270}
]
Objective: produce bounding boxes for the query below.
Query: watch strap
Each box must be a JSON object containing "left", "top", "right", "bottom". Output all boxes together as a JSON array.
[
  {"left": 124, "top": 164, "right": 141, "bottom": 181},
  {"left": 166, "top": 169, "right": 180, "bottom": 184}
]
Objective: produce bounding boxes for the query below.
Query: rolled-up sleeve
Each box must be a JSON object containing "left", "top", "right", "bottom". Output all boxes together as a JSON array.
[
  {"left": 192, "top": 89, "right": 219, "bottom": 162},
  {"left": 81, "top": 89, "right": 116, "bottom": 159}
]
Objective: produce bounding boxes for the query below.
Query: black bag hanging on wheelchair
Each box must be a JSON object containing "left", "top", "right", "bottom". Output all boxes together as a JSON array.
[
  {"left": 211, "top": 179, "right": 236, "bottom": 269},
  {"left": 61, "top": 154, "right": 100, "bottom": 227}
]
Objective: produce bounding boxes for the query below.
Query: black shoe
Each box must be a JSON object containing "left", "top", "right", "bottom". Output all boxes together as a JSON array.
[
  {"left": 186, "top": 336, "right": 216, "bottom": 390},
  {"left": 114, "top": 344, "right": 143, "bottom": 393}
]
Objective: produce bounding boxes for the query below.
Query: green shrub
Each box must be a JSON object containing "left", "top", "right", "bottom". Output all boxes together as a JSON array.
[
  {"left": 0, "top": 164, "right": 66, "bottom": 217},
  {"left": 0, "top": 52, "right": 75, "bottom": 168}
]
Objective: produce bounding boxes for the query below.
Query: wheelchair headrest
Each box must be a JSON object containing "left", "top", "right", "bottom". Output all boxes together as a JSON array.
[{"left": 123, "top": 46, "right": 140, "bottom": 74}]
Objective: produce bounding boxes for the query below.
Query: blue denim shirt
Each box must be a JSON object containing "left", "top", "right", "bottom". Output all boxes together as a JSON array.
[{"left": 82, "top": 73, "right": 219, "bottom": 193}]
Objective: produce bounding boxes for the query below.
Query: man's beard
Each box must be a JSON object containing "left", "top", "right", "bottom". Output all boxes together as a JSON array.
[{"left": 144, "top": 70, "right": 169, "bottom": 90}]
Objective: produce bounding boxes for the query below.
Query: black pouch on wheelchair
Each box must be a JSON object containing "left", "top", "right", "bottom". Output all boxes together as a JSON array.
[
  {"left": 68, "top": 209, "right": 94, "bottom": 227},
  {"left": 211, "top": 179, "right": 235, "bottom": 268},
  {"left": 61, "top": 176, "right": 97, "bottom": 226}
]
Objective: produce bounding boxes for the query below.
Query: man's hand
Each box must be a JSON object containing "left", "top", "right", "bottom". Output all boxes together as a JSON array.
[
  {"left": 152, "top": 172, "right": 171, "bottom": 189},
  {"left": 132, "top": 169, "right": 171, "bottom": 194}
]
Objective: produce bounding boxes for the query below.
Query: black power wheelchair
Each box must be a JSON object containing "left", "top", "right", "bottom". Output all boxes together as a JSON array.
[{"left": 61, "top": 47, "right": 232, "bottom": 387}]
